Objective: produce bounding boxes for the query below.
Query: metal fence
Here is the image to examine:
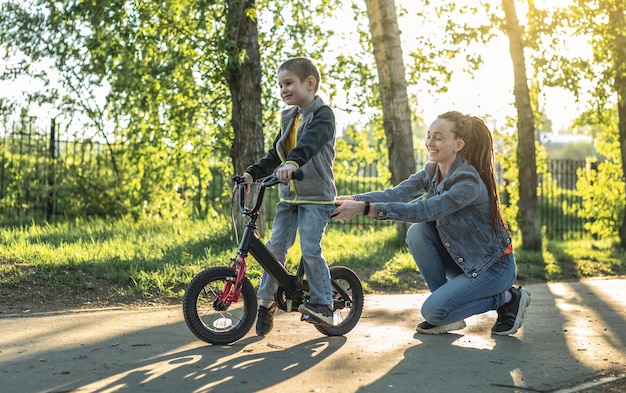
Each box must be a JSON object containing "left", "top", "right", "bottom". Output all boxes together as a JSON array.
[
  {"left": 0, "top": 116, "right": 119, "bottom": 219},
  {"left": 1, "top": 117, "right": 591, "bottom": 239},
  {"left": 539, "top": 159, "right": 587, "bottom": 239}
]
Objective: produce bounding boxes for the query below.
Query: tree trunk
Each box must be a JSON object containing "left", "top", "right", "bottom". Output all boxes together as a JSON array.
[
  {"left": 502, "top": 0, "right": 542, "bottom": 251},
  {"left": 609, "top": 8, "right": 626, "bottom": 247},
  {"left": 364, "top": 0, "right": 416, "bottom": 186},
  {"left": 224, "top": 0, "right": 264, "bottom": 176}
]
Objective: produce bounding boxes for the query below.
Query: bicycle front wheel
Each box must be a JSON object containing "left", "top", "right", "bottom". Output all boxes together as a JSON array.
[{"left": 183, "top": 266, "right": 257, "bottom": 345}]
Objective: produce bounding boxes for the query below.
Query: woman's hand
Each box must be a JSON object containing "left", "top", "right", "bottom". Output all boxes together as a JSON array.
[{"left": 332, "top": 198, "right": 372, "bottom": 220}]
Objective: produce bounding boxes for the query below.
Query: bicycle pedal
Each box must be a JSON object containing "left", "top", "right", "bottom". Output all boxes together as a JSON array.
[{"left": 300, "top": 314, "right": 322, "bottom": 325}]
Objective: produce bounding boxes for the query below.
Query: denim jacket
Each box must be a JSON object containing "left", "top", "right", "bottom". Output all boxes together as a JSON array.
[{"left": 354, "top": 156, "right": 512, "bottom": 279}]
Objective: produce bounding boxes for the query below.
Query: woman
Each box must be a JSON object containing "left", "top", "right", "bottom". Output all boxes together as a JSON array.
[{"left": 332, "top": 111, "right": 530, "bottom": 335}]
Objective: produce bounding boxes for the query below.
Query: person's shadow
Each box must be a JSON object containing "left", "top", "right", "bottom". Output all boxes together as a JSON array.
[
  {"left": 357, "top": 281, "right": 626, "bottom": 393},
  {"left": 355, "top": 331, "right": 530, "bottom": 392}
]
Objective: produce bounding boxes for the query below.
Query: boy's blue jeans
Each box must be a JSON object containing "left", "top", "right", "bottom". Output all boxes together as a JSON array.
[
  {"left": 258, "top": 202, "right": 335, "bottom": 306},
  {"left": 406, "top": 222, "right": 516, "bottom": 325}
]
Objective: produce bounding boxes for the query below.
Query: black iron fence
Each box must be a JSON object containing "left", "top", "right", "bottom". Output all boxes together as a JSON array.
[
  {"left": 1, "top": 117, "right": 591, "bottom": 239},
  {"left": 539, "top": 159, "right": 588, "bottom": 239},
  {"left": 1, "top": 116, "right": 120, "bottom": 219}
]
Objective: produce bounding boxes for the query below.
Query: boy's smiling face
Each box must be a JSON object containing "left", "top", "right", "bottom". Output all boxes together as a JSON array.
[{"left": 277, "top": 69, "right": 316, "bottom": 108}]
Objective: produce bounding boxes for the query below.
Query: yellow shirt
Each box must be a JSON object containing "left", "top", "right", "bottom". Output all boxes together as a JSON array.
[{"left": 285, "top": 114, "right": 301, "bottom": 154}]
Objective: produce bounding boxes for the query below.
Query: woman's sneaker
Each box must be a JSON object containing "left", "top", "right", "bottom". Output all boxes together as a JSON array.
[
  {"left": 298, "top": 303, "right": 333, "bottom": 326},
  {"left": 491, "top": 286, "right": 531, "bottom": 336},
  {"left": 256, "top": 304, "right": 278, "bottom": 336},
  {"left": 415, "top": 320, "right": 466, "bottom": 334}
]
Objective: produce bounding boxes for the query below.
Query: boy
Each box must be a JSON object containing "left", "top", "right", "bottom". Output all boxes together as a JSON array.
[{"left": 243, "top": 57, "right": 337, "bottom": 336}]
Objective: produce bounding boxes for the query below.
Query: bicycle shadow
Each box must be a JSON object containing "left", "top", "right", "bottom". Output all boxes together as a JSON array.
[{"left": 69, "top": 334, "right": 348, "bottom": 392}]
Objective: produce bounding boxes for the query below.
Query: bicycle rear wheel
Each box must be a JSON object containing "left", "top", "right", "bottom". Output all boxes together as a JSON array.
[
  {"left": 183, "top": 266, "right": 257, "bottom": 345},
  {"left": 316, "top": 266, "right": 364, "bottom": 336}
]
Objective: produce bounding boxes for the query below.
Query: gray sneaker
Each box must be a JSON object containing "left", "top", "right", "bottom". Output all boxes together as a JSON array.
[
  {"left": 298, "top": 303, "right": 333, "bottom": 326},
  {"left": 415, "top": 320, "right": 466, "bottom": 334}
]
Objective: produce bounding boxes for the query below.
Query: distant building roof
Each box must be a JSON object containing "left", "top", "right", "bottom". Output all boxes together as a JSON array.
[{"left": 539, "top": 132, "right": 592, "bottom": 146}]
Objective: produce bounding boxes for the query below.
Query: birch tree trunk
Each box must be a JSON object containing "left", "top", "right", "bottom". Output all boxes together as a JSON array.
[
  {"left": 609, "top": 8, "right": 626, "bottom": 247},
  {"left": 502, "top": 0, "right": 542, "bottom": 250},
  {"left": 364, "top": 0, "right": 416, "bottom": 186}
]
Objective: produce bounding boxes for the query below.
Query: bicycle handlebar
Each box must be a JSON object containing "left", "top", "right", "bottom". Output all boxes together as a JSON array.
[
  {"left": 233, "top": 169, "right": 303, "bottom": 215},
  {"left": 231, "top": 169, "right": 303, "bottom": 186},
  {"left": 260, "top": 169, "right": 303, "bottom": 187}
]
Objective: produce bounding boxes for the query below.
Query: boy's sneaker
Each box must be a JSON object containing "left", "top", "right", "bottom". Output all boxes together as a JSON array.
[
  {"left": 415, "top": 320, "right": 466, "bottom": 334},
  {"left": 298, "top": 303, "right": 333, "bottom": 326},
  {"left": 256, "top": 304, "right": 278, "bottom": 336},
  {"left": 491, "top": 286, "right": 531, "bottom": 336}
]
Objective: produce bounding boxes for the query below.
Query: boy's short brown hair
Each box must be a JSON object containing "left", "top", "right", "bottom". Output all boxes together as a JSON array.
[{"left": 278, "top": 57, "right": 321, "bottom": 92}]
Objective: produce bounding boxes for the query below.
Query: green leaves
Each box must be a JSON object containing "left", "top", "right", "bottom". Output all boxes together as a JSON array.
[{"left": 1, "top": 0, "right": 346, "bottom": 218}]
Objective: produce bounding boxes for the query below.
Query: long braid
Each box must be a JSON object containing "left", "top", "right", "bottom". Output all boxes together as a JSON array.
[{"left": 437, "top": 111, "right": 510, "bottom": 236}]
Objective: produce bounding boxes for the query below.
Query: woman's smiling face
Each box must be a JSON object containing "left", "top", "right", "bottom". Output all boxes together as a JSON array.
[{"left": 425, "top": 118, "right": 465, "bottom": 167}]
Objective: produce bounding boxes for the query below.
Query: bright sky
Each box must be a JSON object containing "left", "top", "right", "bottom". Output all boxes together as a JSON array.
[{"left": 323, "top": 0, "right": 589, "bottom": 134}]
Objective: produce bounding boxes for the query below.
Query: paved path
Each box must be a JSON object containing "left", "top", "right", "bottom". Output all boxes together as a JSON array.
[{"left": 1, "top": 278, "right": 625, "bottom": 393}]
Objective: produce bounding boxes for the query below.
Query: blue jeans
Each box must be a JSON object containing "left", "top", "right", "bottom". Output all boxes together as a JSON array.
[
  {"left": 258, "top": 202, "right": 335, "bottom": 306},
  {"left": 406, "top": 222, "right": 516, "bottom": 325}
]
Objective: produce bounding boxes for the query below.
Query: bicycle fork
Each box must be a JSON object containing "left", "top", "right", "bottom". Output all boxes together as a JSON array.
[
  {"left": 214, "top": 221, "right": 302, "bottom": 311},
  {"left": 212, "top": 254, "right": 247, "bottom": 311}
]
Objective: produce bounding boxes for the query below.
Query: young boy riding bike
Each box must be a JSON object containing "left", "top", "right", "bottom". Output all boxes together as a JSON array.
[{"left": 242, "top": 57, "right": 337, "bottom": 336}]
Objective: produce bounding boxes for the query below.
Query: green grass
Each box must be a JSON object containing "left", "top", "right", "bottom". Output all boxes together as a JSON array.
[
  {"left": 1, "top": 217, "right": 625, "bottom": 309},
  {"left": 0, "top": 217, "right": 234, "bottom": 305}
]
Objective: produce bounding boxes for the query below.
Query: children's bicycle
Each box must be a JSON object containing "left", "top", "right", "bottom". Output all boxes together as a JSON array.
[{"left": 183, "top": 172, "right": 364, "bottom": 345}]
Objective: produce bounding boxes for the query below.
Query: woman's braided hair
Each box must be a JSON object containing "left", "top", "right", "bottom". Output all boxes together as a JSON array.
[{"left": 437, "top": 111, "right": 510, "bottom": 235}]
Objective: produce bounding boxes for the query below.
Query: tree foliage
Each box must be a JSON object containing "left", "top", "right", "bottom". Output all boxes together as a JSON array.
[
  {"left": 0, "top": 0, "right": 340, "bottom": 218},
  {"left": 556, "top": 1, "right": 626, "bottom": 246},
  {"left": 577, "top": 110, "right": 625, "bottom": 239}
]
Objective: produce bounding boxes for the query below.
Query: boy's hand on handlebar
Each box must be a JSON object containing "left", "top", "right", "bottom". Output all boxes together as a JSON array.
[{"left": 276, "top": 163, "right": 298, "bottom": 181}]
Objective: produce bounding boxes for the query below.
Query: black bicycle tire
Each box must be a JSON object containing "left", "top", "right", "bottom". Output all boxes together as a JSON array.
[
  {"left": 315, "top": 266, "right": 364, "bottom": 336},
  {"left": 183, "top": 266, "right": 257, "bottom": 345}
]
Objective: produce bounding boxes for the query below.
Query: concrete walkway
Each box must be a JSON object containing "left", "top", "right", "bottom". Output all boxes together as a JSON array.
[{"left": 1, "top": 278, "right": 625, "bottom": 393}]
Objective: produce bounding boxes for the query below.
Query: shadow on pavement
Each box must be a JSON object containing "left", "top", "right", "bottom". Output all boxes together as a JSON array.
[
  {"left": 357, "top": 280, "right": 626, "bottom": 393},
  {"left": 2, "top": 279, "right": 625, "bottom": 393}
]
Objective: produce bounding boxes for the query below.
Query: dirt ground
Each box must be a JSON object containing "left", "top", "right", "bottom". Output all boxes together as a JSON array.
[{"left": 0, "top": 278, "right": 180, "bottom": 315}]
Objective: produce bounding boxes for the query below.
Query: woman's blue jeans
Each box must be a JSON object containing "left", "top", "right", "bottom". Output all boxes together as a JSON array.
[
  {"left": 258, "top": 202, "right": 335, "bottom": 306},
  {"left": 406, "top": 222, "right": 516, "bottom": 325}
]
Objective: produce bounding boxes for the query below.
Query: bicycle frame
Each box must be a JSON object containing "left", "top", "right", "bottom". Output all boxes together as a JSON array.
[{"left": 217, "top": 176, "right": 302, "bottom": 310}]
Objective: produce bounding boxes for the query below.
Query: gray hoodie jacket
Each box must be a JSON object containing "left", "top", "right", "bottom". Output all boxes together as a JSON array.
[{"left": 245, "top": 96, "right": 336, "bottom": 204}]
